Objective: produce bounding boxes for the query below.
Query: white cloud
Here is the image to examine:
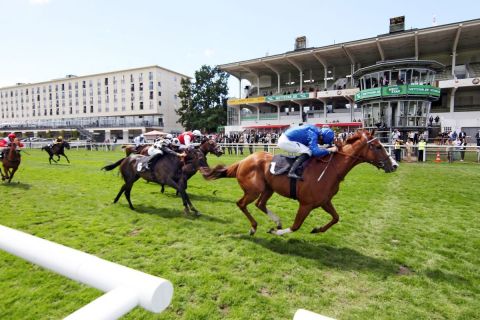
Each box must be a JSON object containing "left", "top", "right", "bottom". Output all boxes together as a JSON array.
[
  {"left": 29, "top": 0, "right": 52, "bottom": 5},
  {"left": 203, "top": 48, "right": 215, "bottom": 58}
]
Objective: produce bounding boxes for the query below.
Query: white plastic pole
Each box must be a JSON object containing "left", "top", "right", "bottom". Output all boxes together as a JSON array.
[
  {"left": 0, "top": 225, "right": 173, "bottom": 318},
  {"left": 294, "top": 309, "right": 336, "bottom": 320},
  {"left": 65, "top": 287, "right": 139, "bottom": 320}
]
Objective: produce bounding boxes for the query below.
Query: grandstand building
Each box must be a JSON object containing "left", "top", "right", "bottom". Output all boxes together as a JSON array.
[
  {"left": 0, "top": 66, "right": 188, "bottom": 142},
  {"left": 219, "top": 18, "right": 480, "bottom": 140}
]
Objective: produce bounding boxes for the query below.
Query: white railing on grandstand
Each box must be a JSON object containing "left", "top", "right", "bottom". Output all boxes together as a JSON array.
[{"left": 0, "top": 225, "right": 173, "bottom": 320}]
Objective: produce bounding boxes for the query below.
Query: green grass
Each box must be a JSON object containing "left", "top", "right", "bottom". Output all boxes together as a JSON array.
[{"left": 1, "top": 149, "right": 479, "bottom": 319}]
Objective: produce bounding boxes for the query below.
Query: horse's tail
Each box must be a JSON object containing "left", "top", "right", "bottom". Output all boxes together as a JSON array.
[
  {"left": 102, "top": 157, "right": 126, "bottom": 171},
  {"left": 201, "top": 162, "right": 240, "bottom": 180}
]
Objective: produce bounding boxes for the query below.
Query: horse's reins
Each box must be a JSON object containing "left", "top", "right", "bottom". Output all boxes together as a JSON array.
[{"left": 317, "top": 136, "right": 389, "bottom": 182}]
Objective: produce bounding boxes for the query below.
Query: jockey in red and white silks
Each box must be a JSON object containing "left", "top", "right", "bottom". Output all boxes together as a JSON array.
[
  {"left": 178, "top": 130, "right": 202, "bottom": 149},
  {"left": 0, "top": 133, "right": 24, "bottom": 158}
]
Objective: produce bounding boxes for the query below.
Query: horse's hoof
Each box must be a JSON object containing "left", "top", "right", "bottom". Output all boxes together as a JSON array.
[
  {"left": 277, "top": 224, "right": 283, "bottom": 230},
  {"left": 249, "top": 228, "right": 257, "bottom": 236},
  {"left": 267, "top": 228, "right": 276, "bottom": 234},
  {"left": 184, "top": 208, "right": 191, "bottom": 216}
]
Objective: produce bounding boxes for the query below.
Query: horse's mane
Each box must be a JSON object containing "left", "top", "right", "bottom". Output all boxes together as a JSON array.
[{"left": 339, "top": 129, "right": 374, "bottom": 150}]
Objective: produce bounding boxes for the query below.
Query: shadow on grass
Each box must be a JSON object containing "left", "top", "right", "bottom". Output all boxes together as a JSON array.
[
  {"left": 156, "top": 190, "right": 233, "bottom": 203},
  {"left": 0, "top": 181, "right": 31, "bottom": 189},
  {"left": 132, "top": 204, "right": 228, "bottom": 224},
  {"left": 239, "top": 236, "right": 398, "bottom": 276},
  {"left": 422, "top": 268, "right": 471, "bottom": 285}
]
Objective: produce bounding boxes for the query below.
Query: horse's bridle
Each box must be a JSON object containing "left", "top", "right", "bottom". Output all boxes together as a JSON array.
[{"left": 336, "top": 136, "right": 392, "bottom": 169}]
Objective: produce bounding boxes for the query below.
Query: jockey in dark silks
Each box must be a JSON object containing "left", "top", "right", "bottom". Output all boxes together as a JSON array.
[{"left": 277, "top": 124, "right": 337, "bottom": 179}]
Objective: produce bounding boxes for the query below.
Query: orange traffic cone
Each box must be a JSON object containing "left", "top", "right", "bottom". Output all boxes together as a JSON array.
[{"left": 435, "top": 151, "right": 442, "bottom": 163}]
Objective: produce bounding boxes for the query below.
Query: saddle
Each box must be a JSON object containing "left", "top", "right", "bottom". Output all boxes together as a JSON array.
[
  {"left": 136, "top": 153, "right": 163, "bottom": 173},
  {"left": 269, "top": 154, "right": 307, "bottom": 176}
]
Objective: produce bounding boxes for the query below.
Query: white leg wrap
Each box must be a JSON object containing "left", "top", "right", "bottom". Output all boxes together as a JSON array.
[{"left": 275, "top": 228, "right": 292, "bottom": 236}]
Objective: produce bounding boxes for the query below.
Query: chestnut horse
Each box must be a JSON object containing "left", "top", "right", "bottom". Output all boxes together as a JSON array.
[
  {"left": 201, "top": 130, "right": 398, "bottom": 236},
  {"left": 1, "top": 139, "right": 22, "bottom": 183},
  {"left": 123, "top": 144, "right": 150, "bottom": 157},
  {"left": 102, "top": 147, "right": 205, "bottom": 215}
]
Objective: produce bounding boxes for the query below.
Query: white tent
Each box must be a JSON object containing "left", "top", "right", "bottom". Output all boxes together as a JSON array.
[{"left": 144, "top": 130, "right": 167, "bottom": 137}]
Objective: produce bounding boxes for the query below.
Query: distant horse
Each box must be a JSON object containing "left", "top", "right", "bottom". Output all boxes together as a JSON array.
[
  {"left": 201, "top": 129, "right": 398, "bottom": 236},
  {"left": 123, "top": 144, "right": 151, "bottom": 156},
  {"left": 102, "top": 148, "right": 205, "bottom": 215},
  {"left": 1, "top": 139, "right": 22, "bottom": 183},
  {"left": 41, "top": 141, "right": 71, "bottom": 164}
]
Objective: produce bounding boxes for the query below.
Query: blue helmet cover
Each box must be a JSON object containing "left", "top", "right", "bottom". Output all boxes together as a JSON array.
[{"left": 320, "top": 128, "right": 335, "bottom": 145}]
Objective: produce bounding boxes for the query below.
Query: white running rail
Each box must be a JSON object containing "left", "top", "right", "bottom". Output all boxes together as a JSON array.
[
  {"left": 294, "top": 309, "right": 336, "bottom": 320},
  {"left": 0, "top": 225, "right": 173, "bottom": 319}
]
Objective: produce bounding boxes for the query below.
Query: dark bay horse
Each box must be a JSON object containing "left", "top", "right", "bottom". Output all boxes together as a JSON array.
[
  {"left": 201, "top": 130, "right": 398, "bottom": 236},
  {"left": 160, "top": 137, "right": 223, "bottom": 193},
  {"left": 1, "top": 139, "right": 22, "bottom": 183},
  {"left": 102, "top": 148, "right": 205, "bottom": 215},
  {"left": 41, "top": 141, "right": 71, "bottom": 164}
]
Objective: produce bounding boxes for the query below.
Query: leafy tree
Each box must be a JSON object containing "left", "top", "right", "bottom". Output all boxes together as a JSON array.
[{"left": 176, "top": 65, "right": 229, "bottom": 133}]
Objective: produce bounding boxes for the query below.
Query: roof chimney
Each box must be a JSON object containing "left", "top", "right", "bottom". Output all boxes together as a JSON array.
[
  {"left": 294, "top": 36, "right": 307, "bottom": 51},
  {"left": 389, "top": 16, "right": 405, "bottom": 33}
]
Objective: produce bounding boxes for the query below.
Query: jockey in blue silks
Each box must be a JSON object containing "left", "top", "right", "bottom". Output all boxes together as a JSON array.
[{"left": 277, "top": 124, "right": 337, "bottom": 179}]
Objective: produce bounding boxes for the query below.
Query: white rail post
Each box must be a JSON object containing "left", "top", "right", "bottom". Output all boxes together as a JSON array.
[
  {"left": 294, "top": 309, "right": 336, "bottom": 320},
  {"left": 0, "top": 225, "right": 173, "bottom": 319}
]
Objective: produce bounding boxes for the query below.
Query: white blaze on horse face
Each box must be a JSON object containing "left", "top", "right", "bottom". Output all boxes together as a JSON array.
[{"left": 390, "top": 155, "right": 399, "bottom": 169}]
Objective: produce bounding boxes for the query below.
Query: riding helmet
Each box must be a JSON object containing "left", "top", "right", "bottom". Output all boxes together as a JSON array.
[
  {"left": 8, "top": 133, "right": 16, "bottom": 139},
  {"left": 320, "top": 128, "right": 335, "bottom": 145},
  {"left": 192, "top": 130, "right": 201, "bottom": 136}
]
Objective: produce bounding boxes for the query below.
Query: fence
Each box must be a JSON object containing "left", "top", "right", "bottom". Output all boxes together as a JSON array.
[
  {"left": 218, "top": 143, "right": 480, "bottom": 163},
  {"left": 0, "top": 225, "right": 173, "bottom": 319}
]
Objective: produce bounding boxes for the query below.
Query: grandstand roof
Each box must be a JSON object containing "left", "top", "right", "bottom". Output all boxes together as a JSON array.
[{"left": 219, "top": 19, "right": 480, "bottom": 83}]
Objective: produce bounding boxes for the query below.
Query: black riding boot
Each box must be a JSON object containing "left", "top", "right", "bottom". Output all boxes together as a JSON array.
[{"left": 288, "top": 154, "right": 310, "bottom": 180}]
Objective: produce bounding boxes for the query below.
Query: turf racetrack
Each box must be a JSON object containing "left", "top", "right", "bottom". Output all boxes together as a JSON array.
[{"left": 1, "top": 149, "right": 479, "bottom": 319}]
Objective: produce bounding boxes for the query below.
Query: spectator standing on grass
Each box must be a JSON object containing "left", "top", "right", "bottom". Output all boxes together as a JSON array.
[
  {"left": 394, "top": 139, "right": 402, "bottom": 162},
  {"left": 460, "top": 139, "right": 467, "bottom": 162},
  {"left": 418, "top": 138, "right": 426, "bottom": 162},
  {"left": 405, "top": 138, "right": 413, "bottom": 162}
]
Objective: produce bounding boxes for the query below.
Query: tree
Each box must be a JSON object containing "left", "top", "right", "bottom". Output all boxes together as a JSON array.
[{"left": 176, "top": 65, "right": 229, "bottom": 133}]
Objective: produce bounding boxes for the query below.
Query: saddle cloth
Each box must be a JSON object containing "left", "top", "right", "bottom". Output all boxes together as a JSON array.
[{"left": 269, "top": 154, "right": 306, "bottom": 176}]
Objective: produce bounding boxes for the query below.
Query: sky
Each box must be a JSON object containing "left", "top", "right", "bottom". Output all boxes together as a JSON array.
[{"left": 1, "top": 0, "right": 479, "bottom": 96}]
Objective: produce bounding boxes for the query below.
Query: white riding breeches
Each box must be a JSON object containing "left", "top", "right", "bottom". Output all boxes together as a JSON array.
[
  {"left": 277, "top": 134, "right": 312, "bottom": 156},
  {"left": 147, "top": 146, "right": 163, "bottom": 156}
]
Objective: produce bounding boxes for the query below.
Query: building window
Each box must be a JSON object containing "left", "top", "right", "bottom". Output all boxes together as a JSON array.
[
  {"left": 131, "top": 84, "right": 135, "bottom": 92},
  {"left": 158, "top": 100, "right": 162, "bottom": 106},
  {"left": 140, "top": 102, "right": 144, "bottom": 110},
  {"left": 83, "top": 106, "right": 87, "bottom": 113},
  {"left": 105, "top": 78, "right": 109, "bottom": 85},
  {"left": 149, "top": 91, "right": 154, "bottom": 100},
  {"left": 148, "top": 72, "right": 153, "bottom": 80},
  {"left": 139, "top": 83, "right": 143, "bottom": 91}
]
